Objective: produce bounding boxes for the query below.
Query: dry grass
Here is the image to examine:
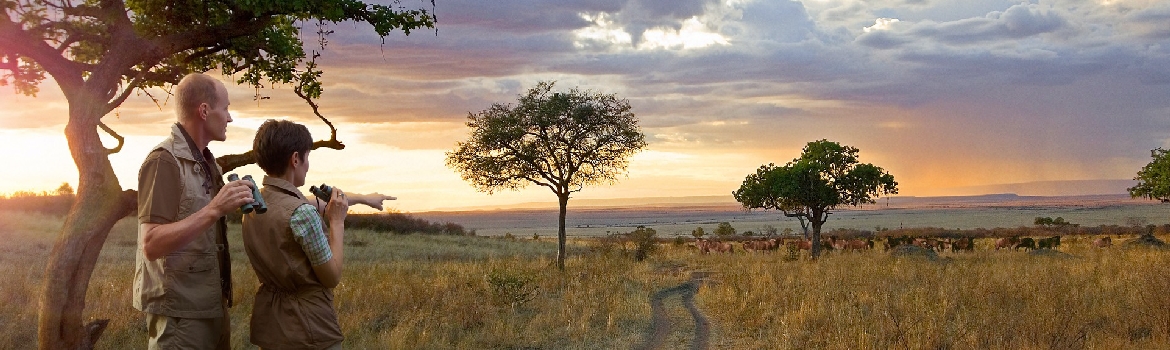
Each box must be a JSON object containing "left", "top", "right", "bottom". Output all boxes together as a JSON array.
[{"left": 3, "top": 210, "right": 1170, "bottom": 349}]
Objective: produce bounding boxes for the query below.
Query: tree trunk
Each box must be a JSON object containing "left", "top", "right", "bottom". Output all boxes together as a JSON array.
[
  {"left": 810, "top": 211, "right": 825, "bottom": 260},
  {"left": 38, "top": 92, "right": 136, "bottom": 350},
  {"left": 557, "top": 193, "right": 568, "bottom": 271}
]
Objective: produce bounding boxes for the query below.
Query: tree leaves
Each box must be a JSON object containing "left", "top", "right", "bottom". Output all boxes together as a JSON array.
[
  {"left": 1129, "top": 148, "right": 1170, "bottom": 202},
  {"left": 445, "top": 81, "right": 647, "bottom": 196},
  {"left": 733, "top": 139, "right": 898, "bottom": 219}
]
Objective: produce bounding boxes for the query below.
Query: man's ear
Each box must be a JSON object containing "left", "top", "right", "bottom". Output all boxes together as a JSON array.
[{"left": 198, "top": 102, "right": 209, "bottom": 120}]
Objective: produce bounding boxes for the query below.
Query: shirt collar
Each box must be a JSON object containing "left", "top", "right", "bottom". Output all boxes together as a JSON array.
[
  {"left": 173, "top": 122, "right": 216, "bottom": 164},
  {"left": 262, "top": 176, "right": 306, "bottom": 201}
]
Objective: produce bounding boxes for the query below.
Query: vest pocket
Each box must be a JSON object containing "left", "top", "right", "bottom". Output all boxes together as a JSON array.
[{"left": 163, "top": 253, "right": 219, "bottom": 312}]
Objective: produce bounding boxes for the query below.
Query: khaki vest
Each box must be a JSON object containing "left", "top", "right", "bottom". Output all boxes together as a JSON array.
[
  {"left": 133, "top": 124, "right": 231, "bottom": 318},
  {"left": 243, "top": 176, "right": 342, "bottom": 349}
]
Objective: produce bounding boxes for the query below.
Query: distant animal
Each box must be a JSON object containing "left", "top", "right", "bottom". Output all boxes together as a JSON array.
[
  {"left": 830, "top": 236, "right": 848, "bottom": 251},
  {"left": 996, "top": 236, "right": 1020, "bottom": 250},
  {"left": 697, "top": 238, "right": 731, "bottom": 254},
  {"left": 913, "top": 238, "right": 939, "bottom": 251},
  {"left": 951, "top": 237, "right": 975, "bottom": 252},
  {"left": 1014, "top": 237, "right": 1036, "bottom": 251},
  {"left": 1092, "top": 236, "right": 1112, "bottom": 248},
  {"left": 743, "top": 238, "right": 781, "bottom": 252},
  {"left": 845, "top": 239, "right": 873, "bottom": 252},
  {"left": 884, "top": 236, "right": 912, "bottom": 250},
  {"left": 1037, "top": 236, "right": 1061, "bottom": 250},
  {"left": 788, "top": 239, "right": 813, "bottom": 251},
  {"left": 937, "top": 239, "right": 953, "bottom": 252}
]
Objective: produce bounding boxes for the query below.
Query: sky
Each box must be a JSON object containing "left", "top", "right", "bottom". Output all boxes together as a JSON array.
[{"left": 2, "top": 0, "right": 1170, "bottom": 212}]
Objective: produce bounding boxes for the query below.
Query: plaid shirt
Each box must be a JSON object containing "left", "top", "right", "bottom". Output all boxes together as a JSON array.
[{"left": 290, "top": 204, "right": 333, "bottom": 266}]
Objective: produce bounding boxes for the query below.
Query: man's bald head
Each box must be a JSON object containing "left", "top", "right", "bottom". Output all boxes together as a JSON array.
[{"left": 175, "top": 73, "right": 225, "bottom": 123}]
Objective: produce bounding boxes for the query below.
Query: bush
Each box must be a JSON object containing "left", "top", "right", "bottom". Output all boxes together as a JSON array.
[
  {"left": 714, "top": 222, "right": 736, "bottom": 237},
  {"left": 629, "top": 226, "right": 658, "bottom": 262},
  {"left": 0, "top": 186, "right": 75, "bottom": 216},
  {"left": 344, "top": 213, "right": 468, "bottom": 235},
  {"left": 691, "top": 226, "right": 705, "bottom": 238},
  {"left": 485, "top": 269, "right": 538, "bottom": 310}
]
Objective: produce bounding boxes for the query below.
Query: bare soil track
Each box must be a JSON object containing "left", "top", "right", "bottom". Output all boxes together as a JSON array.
[{"left": 637, "top": 272, "right": 711, "bottom": 350}]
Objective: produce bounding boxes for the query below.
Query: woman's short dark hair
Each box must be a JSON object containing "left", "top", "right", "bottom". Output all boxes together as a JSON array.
[{"left": 253, "top": 120, "right": 313, "bottom": 176}]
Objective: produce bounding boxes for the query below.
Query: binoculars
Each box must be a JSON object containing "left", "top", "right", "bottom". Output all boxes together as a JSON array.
[
  {"left": 309, "top": 183, "right": 334, "bottom": 202},
  {"left": 228, "top": 174, "right": 267, "bottom": 214}
]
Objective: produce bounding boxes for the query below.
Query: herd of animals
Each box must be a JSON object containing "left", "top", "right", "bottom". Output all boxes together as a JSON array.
[{"left": 693, "top": 234, "right": 1117, "bottom": 254}]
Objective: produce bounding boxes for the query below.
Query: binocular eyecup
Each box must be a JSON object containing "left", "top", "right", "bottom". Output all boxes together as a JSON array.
[
  {"left": 228, "top": 173, "right": 267, "bottom": 214},
  {"left": 309, "top": 184, "right": 333, "bottom": 202}
]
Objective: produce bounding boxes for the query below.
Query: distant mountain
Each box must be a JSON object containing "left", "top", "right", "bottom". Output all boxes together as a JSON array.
[
  {"left": 938, "top": 179, "right": 1137, "bottom": 197},
  {"left": 426, "top": 179, "right": 1142, "bottom": 212}
]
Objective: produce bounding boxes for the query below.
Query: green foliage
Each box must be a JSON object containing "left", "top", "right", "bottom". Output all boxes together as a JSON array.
[
  {"left": 445, "top": 81, "right": 647, "bottom": 270},
  {"left": 714, "top": 222, "right": 736, "bottom": 237},
  {"left": 733, "top": 140, "right": 896, "bottom": 257},
  {"left": 628, "top": 226, "right": 657, "bottom": 261},
  {"left": 445, "top": 81, "right": 647, "bottom": 195},
  {"left": 761, "top": 225, "right": 778, "bottom": 236},
  {"left": 485, "top": 269, "right": 538, "bottom": 310},
  {"left": 342, "top": 213, "right": 467, "bottom": 235},
  {"left": 1035, "top": 216, "right": 1054, "bottom": 227},
  {"left": 733, "top": 140, "right": 898, "bottom": 216},
  {"left": 1131, "top": 148, "right": 1170, "bottom": 202},
  {"left": 1, "top": 0, "right": 436, "bottom": 98},
  {"left": 1035, "top": 216, "right": 1074, "bottom": 228},
  {"left": 691, "top": 226, "right": 705, "bottom": 238}
]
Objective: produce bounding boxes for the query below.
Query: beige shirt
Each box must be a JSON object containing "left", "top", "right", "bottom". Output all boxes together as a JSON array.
[{"left": 133, "top": 123, "right": 232, "bottom": 318}]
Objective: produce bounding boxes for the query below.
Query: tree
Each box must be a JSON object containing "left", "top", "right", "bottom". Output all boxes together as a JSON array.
[
  {"left": 732, "top": 140, "right": 897, "bottom": 259},
  {"left": 1, "top": 1, "right": 434, "bottom": 348},
  {"left": 1130, "top": 148, "right": 1170, "bottom": 202},
  {"left": 446, "top": 81, "right": 647, "bottom": 270},
  {"left": 691, "top": 226, "right": 705, "bottom": 238},
  {"left": 714, "top": 221, "right": 735, "bottom": 237},
  {"left": 1035, "top": 216, "right": 1055, "bottom": 227},
  {"left": 628, "top": 226, "right": 657, "bottom": 262},
  {"left": 55, "top": 182, "right": 74, "bottom": 196}
]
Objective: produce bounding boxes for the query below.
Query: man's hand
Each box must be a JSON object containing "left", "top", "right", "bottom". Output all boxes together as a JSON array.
[
  {"left": 142, "top": 179, "right": 254, "bottom": 261},
  {"left": 324, "top": 186, "right": 349, "bottom": 225},
  {"left": 350, "top": 193, "right": 397, "bottom": 211},
  {"left": 208, "top": 179, "right": 254, "bottom": 216}
]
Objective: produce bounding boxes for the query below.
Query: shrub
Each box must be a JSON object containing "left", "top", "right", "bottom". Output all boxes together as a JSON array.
[
  {"left": 714, "top": 222, "right": 736, "bottom": 237},
  {"left": 691, "top": 226, "right": 705, "bottom": 238},
  {"left": 485, "top": 269, "right": 538, "bottom": 310},
  {"left": 344, "top": 213, "right": 467, "bottom": 235},
  {"left": 0, "top": 185, "right": 75, "bottom": 216},
  {"left": 629, "top": 226, "right": 658, "bottom": 262}
]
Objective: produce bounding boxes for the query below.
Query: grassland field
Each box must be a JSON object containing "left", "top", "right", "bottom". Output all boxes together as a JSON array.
[{"left": 4, "top": 204, "right": 1170, "bottom": 349}]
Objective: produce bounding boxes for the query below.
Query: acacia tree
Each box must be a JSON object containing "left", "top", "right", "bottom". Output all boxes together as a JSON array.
[
  {"left": 1130, "top": 148, "right": 1170, "bottom": 202},
  {"left": 733, "top": 140, "right": 897, "bottom": 259},
  {"left": 0, "top": 1, "right": 434, "bottom": 348},
  {"left": 446, "top": 81, "right": 646, "bottom": 270}
]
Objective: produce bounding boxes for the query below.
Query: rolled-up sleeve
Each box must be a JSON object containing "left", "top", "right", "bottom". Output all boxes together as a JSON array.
[
  {"left": 137, "top": 150, "right": 181, "bottom": 224},
  {"left": 289, "top": 204, "right": 333, "bottom": 266}
]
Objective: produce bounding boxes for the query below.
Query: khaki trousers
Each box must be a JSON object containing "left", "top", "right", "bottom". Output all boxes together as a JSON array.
[{"left": 146, "top": 308, "right": 230, "bottom": 350}]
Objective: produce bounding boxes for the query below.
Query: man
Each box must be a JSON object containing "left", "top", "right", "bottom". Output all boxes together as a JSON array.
[
  {"left": 242, "top": 119, "right": 348, "bottom": 349},
  {"left": 134, "top": 73, "right": 254, "bottom": 349}
]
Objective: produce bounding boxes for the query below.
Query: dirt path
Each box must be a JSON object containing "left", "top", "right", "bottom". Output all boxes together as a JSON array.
[{"left": 636, "top": 273, "right": 711, "bottom": 350}]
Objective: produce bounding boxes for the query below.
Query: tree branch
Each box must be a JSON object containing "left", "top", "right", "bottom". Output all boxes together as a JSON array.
[{"left": 97, "top": 122, "right": 124, "bottom": 154}]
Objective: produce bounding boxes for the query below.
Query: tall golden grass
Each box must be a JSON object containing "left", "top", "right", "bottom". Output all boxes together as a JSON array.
[{"left": 3, "top": 210, "right": 1170, "bottom": 349}]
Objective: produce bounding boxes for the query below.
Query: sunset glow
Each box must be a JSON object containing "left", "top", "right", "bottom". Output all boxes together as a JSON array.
[{"left": 3, "top": 0, "right": 1167, "bottom": 211}]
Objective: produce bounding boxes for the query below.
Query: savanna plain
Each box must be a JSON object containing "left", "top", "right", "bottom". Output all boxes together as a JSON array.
[{"left": 5, "top": 204, "right": 1170, "bottom": 349}]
